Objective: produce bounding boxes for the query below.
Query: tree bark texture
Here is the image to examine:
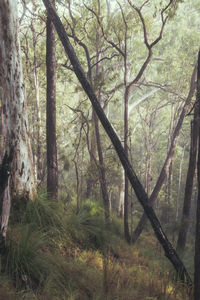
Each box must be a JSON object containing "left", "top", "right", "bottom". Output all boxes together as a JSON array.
[
  {"left": 31, "top": 25, "right": 43, "bottom": 182},
  {"left": 42, "top": 0, "right": 193, "bottom": 288},
  {"left": 0, "top": 106, "right": 5, "bottom": 163},
  {"left": 0, "top": 0, "right": 36, "bottom": 199},
  {"left": 194, "top": 49, "right": 200, "bottom": 300},
  {"left": 0, "top": 149, "right": 13, "bottom": 245},
  {"left": 46, "top": 10, "right": 58, "bottom": 200},
  {"left": 177, "top": 110, "right": 198, "bottom": 255},
  {"left": 132, "top": 64, "right": 197, "bottom": 243}
]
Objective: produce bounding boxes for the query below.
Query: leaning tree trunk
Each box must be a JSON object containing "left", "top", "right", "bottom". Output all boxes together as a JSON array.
[
  {"left": 42, "top": 0, "right": 193, "bottom": 289},
  {"left": 0, "top": 0, "right": 37, "bottom": 242},
  {"left": 194, "top": 49, "right": 200, "bottom": 300},
  {"left": 46, "top": 5, "right": 58, "bottom": 200},
  {"left": 0, "top": 0, "right": 37, "bottom": 199},
  {"left": 176, "top": 110, "right": 198, "bottom": 256}
]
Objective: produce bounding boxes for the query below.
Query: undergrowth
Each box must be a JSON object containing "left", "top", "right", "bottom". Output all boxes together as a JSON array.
[{"left": 0, "top": 194, "right": 192, "bottom": 299}]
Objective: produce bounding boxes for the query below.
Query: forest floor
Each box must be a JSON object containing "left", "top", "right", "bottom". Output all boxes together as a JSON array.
[{"left": 0, "top": 197, "right": 192, "bottom": 300}]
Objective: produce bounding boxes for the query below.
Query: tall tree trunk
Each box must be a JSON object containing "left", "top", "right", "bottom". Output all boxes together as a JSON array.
[
  {"left": 177, "top": 109, "right": 198, "bottom": 255},
  {"left": 46, "top": 5, "right": 58, "bottom": 200},
  {"left": 31, "top": 25, "right": 43, "bottom": 182},
  {"left": 194, "top": 49, "right": 200, "bottom": 300},
  {"left": 124, "top": 88, "right": 130, "bottom": 243},
  {"left": 132, "top": 64, "right": 197, "bottom": 243},
  {"left": 94, "top": 112, "right": 110, "bottom": 226},
  {"left": 94, "top": 18, "right": 110, "bottom": 226},
  {"left": 164, "top": 104, "right": 175, "bottom": 205},
  {"left": 85, "top": 108, "right": 97, "bottom": 198},
  {"left": 0, "top": 0, "right": 37, "bottom": 243},
  {"left": 0, "top": 0, "right": 37, "bottom": 199},
  {"left": 42, "top": 1, "right": 193, "bottom": 288}
]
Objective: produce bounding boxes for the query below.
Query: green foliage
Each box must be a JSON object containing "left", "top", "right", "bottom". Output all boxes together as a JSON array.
[
  {"left": 10, "top": 192, "right": 68, "bottom": 245},
  {"left": 0, "top": 195, "right": 190, "bottom": 299},
  {"left": 5, "top": 225, "right": 49, "bottom": 289},
  {"left": 67, "top": 199, "right": 109, "bottom": 249}
]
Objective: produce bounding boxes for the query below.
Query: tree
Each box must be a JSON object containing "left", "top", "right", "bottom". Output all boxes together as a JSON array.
[
  {"left": 132, "top": 64, "right": 197, "bottom": 243},
  {"left": 46, "top": 0, "right": 58, "bottom": 200},
  {"left": 0, "top": 0, "right": 37, "bottom": 198},
  {"left": 176, "top": 104, "right": 198, "bottom": 255},
  {"left": 42, "top": 0, "right": 192, "bottom": 288},
  {"left": 0, "top": 0, "right": 37, "bottom": 238},
  {"left": 63, "top": 1, "right": 111, "bottom": 223},
  {"left": 194, "top": 49, "right": 200, "bottom": 300}
]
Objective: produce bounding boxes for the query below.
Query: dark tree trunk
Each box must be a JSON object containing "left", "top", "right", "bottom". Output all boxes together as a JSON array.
[
  {"left": 132, "top": 65, "right": 197, "bottom": 243},
  {"left": 194, "top": 49, "right": 200, "bottom": 300},
  {"left": 177, "top": 111, "right": 198, "bottom": 255},
  {"left": 46, "top": 8, "right": 58, "bottom": 200},
  {"left": 42, "top": 0, "right": 193, "bottom": 289},
  {"left": 0, "top": 106, "right": 4, "bottom": 163},
  {"left": 0, "top": 148, "right": 13, "bottom": 252}
]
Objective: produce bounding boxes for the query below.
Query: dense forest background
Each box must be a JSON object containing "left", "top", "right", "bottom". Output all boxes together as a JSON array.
[{"left": 0, "top": 0, "right": 200, "bottom": 299}]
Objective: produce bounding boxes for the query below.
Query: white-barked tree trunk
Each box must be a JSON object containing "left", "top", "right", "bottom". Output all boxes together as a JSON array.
[{"left": 0, "top": 0, "right": 36, "bottom": 200}]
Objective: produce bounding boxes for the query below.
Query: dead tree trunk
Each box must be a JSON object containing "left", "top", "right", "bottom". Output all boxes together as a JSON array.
[{"left": 42, "top": 0, "right": 193, "bottom": 289}]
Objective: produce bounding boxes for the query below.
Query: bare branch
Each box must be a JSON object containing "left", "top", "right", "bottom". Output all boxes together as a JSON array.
[
  {"left": 62, "top": 14, "right": 92, "bottom": 80},
  {"left": 127, "top": 0, "right": 150, "bottom": 49},
  {"left": 84, "top": 3, "right": 125, "bottom": 57},
  {"left": 127, "top": 0, "right": 173, "bottom": 89},
  {"left": 140, "top": 0, "right": 150, "bottom": 11},
  {"left": 91, "top": 54, "right": 119, "bottom": 70}
]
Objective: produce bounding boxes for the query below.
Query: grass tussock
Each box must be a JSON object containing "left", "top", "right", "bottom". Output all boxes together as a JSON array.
[{"left": 0, "top": 195, "right": 192, "bottom": 299}]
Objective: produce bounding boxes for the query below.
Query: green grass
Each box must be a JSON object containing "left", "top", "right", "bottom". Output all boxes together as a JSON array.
[{"left": 0, "top": 195, "right": 192, "bottom": 299}]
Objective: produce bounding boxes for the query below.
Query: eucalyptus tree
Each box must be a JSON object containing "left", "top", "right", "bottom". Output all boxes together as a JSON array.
[
  {"left": 0, "top": 0, "right": 37, "bottom": 240},
  {"left": 93, "top": 0, "right": 173, "bottom": 242}
]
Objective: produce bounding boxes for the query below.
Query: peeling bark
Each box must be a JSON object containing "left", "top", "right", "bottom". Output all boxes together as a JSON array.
[
  {"left": 0, "top": 0, "right": 36, "bottom": 199},
  {"left": 0, "top": 149, "right": 13, "bottom": 244}
]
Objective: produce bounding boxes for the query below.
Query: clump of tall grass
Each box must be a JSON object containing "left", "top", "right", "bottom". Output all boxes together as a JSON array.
[{"left": 4, "top": 224, "right": 50, "bottom": 289}]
